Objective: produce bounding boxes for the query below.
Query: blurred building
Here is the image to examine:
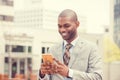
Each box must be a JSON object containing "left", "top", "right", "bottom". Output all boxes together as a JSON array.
[
  {"left": 0, "top": 0, "right": 107, "bottom": 79},
  {"left": 0, "top": 0, "right": 14, "bottom": 78},
  {"left": 0, "top": 0, "right": 14, "bottom": 27},
  {"left": 14, "top": 9, "right": 87, "bottom": 33},
  {"left": 102, "top": 1, "right": 120, "bottom": 80},
  {"left": 114, "top": 0, "right": 120, "bottom": 48},
  {"left": 0, "top": 0, "right": 87, "bottom": 79},
  {"left": 0, "top": 0, "right": 41, "bottom": 79}
]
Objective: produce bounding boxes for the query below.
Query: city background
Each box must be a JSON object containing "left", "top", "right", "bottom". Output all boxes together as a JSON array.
[{"left": 0, "top": 0, "right": 120, "bottom": 80}]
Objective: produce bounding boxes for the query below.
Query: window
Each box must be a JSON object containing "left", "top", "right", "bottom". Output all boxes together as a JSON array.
[
  {"left": 5, "top": 45, "right": 10, "bottom": 52},
  {"left": 4, "top": 57, "right": 9, "bottom": 74},
  {"left": 28, "top": 58, "right": 32, "bottom": 64},
  {"left": 27, "top": 58, "right": 32, "bottom": 73},
  {"left": 4, "top": 16, "right": 13, "bottom": 21},
  {"left": 5, "top": 57, "right": 9, "bottom": 63},
  {"left": 5, "top": 45, "right": 25, "bottom": 53},
  {"left": 0, "top": 15, "right": 13, "bottom": 22},
  {"left": 20, "top": 59, "right": 25, "bottom": 74},
  {"left": 5, "top": 44, "right": 33, "bottom": 53},
  {"left": 42, "top": 47, "right": 45, "bottom": 54},
  {"left": 47, "top": 47, "right": 49, "bottom": 52},
  {"left": 28, "top": 46, "right": 32, "bottom": 53},
  {"left": 2, "top": 0, "right": 13, "bottom": 6},
  {"left": 42, "top": 47, "right": 49, "bottom": 54},
  {"left": 12, "top": 45, "right": 25, "bottom": 52}
]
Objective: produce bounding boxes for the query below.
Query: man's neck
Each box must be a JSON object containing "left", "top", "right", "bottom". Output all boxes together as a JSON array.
[
  {"left": 66, "top": 34, "right": 78, "bottom": 43},
  {"left": 64, "top": 35, "right": 79, "bottom": 46}
]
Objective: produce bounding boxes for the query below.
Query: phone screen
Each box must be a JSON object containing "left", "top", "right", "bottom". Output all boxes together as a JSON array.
[{"left": 42, "top": 54, "right": 53, "bottom": 63}]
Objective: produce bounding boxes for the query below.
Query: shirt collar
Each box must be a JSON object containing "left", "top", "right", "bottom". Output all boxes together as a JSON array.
[{"left": 63, "top": 36, "right": 79, "bottom": 48}]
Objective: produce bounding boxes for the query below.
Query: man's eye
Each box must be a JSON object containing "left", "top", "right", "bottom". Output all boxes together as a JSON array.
[
  {"left": 58, "top": 25, "right": 62, "bottom": 28},
  {"left": 64, "top": 24, "right": 70, "bottom": 28}
]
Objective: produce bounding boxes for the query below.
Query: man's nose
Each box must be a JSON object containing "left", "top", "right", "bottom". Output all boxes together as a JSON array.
[{"left": 60, "top": 27, "right": 66, "bottom": 32}]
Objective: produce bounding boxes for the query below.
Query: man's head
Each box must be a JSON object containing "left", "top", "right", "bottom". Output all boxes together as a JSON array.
[{"left": 58, "top": 9, "right": 80, "bottom": 43}]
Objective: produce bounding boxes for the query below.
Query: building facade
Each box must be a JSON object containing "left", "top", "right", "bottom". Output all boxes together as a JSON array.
[
  {"left": 0, "top": 0, "right": 102, "bottom": 79},
  {"left": 114, "top": 0, "right": 120, "bottom": 48}
]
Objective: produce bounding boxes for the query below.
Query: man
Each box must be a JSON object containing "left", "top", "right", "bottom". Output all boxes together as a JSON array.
[{"left": 39, "top": 9, "right": 103, "bottom": 80}]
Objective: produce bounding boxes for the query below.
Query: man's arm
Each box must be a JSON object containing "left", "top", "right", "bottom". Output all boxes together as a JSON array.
[
  {"left": 71, "top": 45, "right": 103, "bottom": 80},
  {"left": 38, "top": 62, "right": 50, "bottom": 80},
  {"left": 38, "top": 73, "right": 49, "bottom": 80}
]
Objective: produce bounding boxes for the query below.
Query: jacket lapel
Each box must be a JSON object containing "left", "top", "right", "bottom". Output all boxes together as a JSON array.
[
  {"left": 68, "top": 38, "right": 85, "bottom": 67},
  {"left": 56, "top": 42, "right": 64, "bottom": 63}
]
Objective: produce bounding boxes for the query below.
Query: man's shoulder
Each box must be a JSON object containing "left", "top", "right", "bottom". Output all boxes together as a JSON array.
[{"left": 78, "top": 37, "right": 97, "bottom": 48}]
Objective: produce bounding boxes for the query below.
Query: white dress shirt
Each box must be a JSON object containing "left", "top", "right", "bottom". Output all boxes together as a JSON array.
[{"left": 63, "top": 36, "right": 79, "bottom": 80}]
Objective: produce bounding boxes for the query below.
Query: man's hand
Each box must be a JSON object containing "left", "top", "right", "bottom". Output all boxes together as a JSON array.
[
  {"left": 39, "top": 58, "right": 69, "bottom": 78},
  {"left": 40, "top": 60, "right": 58, "bottom": 76},
  {"left": 40, "top": 61, "right": 53, "bottom": 74},
  {"left": 54, "top": 58, "right": 69, "bottom": 77}
]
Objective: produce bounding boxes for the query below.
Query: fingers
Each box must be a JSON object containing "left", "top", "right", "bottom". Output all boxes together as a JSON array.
[
  {"left": 41, "top": 66, "right": 53, "bottom": 74},
  {"left": 41, "top": 62, "right": 58, "bottom": 74},
  {"left": 40, "top": 58, "right": 65, "bottom": 75},
  {"left": 43, "top": 61, "right": 51, "bottom": 65},
  {"left": 41, "top": 63, "right": 51, "bottom": 74},
  {"left": 54, "top": 58, "right": 63, "bottom": 65}
]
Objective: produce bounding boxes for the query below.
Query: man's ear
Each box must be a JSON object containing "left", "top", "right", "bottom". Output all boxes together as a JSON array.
[{"left": 76, "top": 21, "right": 80, "bottom": 28}]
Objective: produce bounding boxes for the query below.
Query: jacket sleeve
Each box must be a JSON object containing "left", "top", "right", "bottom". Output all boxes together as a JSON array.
[{"left": 38, "top": 74, "right": 49, "bottom": 80}]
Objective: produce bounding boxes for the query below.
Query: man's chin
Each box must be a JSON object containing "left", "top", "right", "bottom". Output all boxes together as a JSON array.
[
  {"left": 62, "top": 37, "right": 67, "bottom": 40},
  {"left": 62, "top": 37, "right": 69, "bottom": 41}
]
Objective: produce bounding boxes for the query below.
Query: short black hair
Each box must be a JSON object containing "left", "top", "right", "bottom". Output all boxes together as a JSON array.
[{"left": 58, "top": 9, "right": 78, "bottom": 21}]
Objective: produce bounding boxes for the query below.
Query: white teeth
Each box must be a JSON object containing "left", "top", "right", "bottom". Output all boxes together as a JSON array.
[{"left": 62, "top": 33, "right": 67, "bottom": 36}]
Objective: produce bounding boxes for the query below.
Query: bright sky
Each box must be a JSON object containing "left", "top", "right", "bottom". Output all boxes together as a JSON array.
[{"left": 15, "top": 0, "right": 110, "bottom": 34}]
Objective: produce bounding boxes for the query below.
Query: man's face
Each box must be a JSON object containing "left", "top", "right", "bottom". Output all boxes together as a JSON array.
[{"left": 58, "top": 17, "right": 79, "bottom": 42}]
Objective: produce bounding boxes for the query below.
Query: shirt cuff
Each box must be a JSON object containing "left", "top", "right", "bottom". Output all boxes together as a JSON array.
[
  {"left": 39, "top": 74, "right": 48, "bottom": 80},
  {"left": 68, "top": 68, "right": 73, "bottom": 78}
]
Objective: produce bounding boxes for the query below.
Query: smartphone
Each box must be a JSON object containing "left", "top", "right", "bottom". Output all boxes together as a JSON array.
[{"left": 42, "top": 54, "right": 53, "bottom": 63}]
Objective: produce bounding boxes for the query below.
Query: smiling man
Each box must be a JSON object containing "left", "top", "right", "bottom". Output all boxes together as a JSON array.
[
  {"left": 39, "top": 9, "right": 103, "bottom": 80},
  {"left": 58, "top": 10, "right": 79, "bottom": 43}
]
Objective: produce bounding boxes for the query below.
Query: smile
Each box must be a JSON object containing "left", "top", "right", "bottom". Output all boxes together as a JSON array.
[{"left": 61, "top": 33, "right": 67, "bottom": 36}]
